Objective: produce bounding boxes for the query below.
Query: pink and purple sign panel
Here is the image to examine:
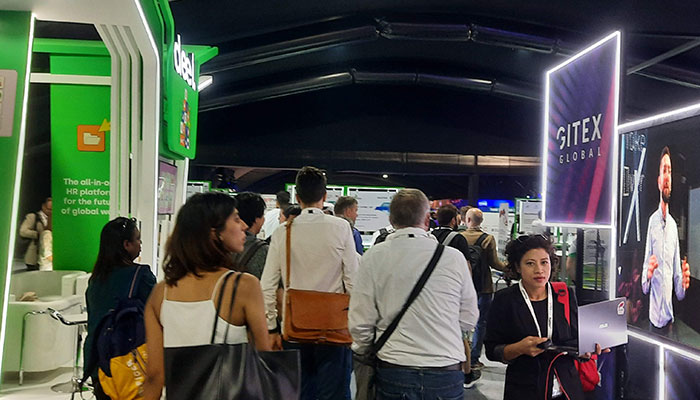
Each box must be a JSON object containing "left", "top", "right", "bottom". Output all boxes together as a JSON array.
[{"left": 543, "top": 33, "right": 620, "bottom": 227}]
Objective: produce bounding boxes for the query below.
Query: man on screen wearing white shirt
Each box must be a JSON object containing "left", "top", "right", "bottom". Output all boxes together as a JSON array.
[
  {"left": 349, "top": 189, "right": 479, "bottom": 397},
  {"left": 641, "top": 146, "right": 691, "bottom": 337},
  {"left": 261, "top": 166, "right": 359, "bottom": 400}
]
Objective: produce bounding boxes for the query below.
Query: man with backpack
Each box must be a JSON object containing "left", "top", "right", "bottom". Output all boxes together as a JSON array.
[
  {"left": 461, "top": 207, "right": 507, "bottom": 372},
  {"left": 431, "top": 204, "right": 481, "bottom": 387},
  {"left": 431, "top": 205, "right": 471, "bottom": 261},
  {"left": 233, "top": 192, "right": 269, "bottom": 279}
]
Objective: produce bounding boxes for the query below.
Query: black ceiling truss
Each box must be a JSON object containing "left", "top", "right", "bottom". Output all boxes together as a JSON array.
[
  {"left": 200, "top": 16, "right": 700, "bottom": 112},
  {"left": 200, "top": 68, "right": 537, "bottom": 112}
]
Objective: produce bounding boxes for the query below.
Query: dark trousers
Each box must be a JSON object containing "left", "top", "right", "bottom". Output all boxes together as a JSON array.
[
  {"left": 470, "top": 292, "right": 493, "bottom": 364},
  {"left": 376, "top": 367, "right": 463, "bottom": 400},
  {"left": 283, "top": 341, "right": 352, "bottom": 400}
]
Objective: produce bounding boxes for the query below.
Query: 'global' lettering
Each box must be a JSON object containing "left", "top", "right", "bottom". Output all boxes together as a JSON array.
[{"left": 173, "top": 34, "right": 197, "bottom": 91}]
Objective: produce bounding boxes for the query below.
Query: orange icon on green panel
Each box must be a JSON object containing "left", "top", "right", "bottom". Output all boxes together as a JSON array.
[{"left": 77, "top": 124, "right": 105, "bottom": 152}]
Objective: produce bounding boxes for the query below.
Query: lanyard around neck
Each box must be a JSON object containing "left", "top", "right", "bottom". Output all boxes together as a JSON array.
[{"left": 518, "top": 281, "right": 553, "bottom": 339}]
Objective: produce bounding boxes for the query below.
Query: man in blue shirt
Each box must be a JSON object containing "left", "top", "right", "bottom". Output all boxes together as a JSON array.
[
  {"left": 641, "top": 146, "right": 691, "bottom": 336},
  {"left": 335, "top": 196, "right": 364, "bottom": 255}
]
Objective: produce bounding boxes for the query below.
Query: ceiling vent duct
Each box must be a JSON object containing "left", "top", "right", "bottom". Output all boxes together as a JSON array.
[
  {"left": 469, "top": 24, "right": 558, "bottom": 54},
  {"left": 201, "top": 69, "right": 539, "bottom": 111},
  {"left": 377, "top": 20, "right": 470, "bottom": 41},
  {"left": 201, "top": 72, "right": 353, "bottom": 111},
  {"left": 204, "top": 26, "right": 379, "bottom": 73}
]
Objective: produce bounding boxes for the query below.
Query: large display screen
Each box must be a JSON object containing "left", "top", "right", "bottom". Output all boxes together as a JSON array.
[
  {"left": 542, "top": 32, "right": 620, "bottom": 227},
  {"left": 617, "top": 115, "right": 700, "bottom": 350}
]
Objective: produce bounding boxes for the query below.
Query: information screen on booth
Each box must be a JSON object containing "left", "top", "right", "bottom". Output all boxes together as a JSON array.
[{"left": 617, "top": 115, "right": 700, "bottom": 350}]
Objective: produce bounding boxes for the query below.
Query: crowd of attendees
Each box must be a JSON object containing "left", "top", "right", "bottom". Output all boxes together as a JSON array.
[{"left": 84, "top": 165, "right": 601, "bottom": 400}]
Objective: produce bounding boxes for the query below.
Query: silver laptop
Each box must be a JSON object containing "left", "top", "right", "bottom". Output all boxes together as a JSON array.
[
  {"left": 577, "top": 297, "right": 628, "bottom": 354},
  {"left": 546, "top": 297, "right": 628, "bottom": 355}
]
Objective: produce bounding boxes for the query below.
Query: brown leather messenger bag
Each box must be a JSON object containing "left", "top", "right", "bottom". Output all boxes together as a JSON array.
[{"left": 282, "top": 218, "right": 353, "bottom": 345}]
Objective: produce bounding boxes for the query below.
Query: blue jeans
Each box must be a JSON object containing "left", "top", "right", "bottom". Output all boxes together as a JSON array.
[
  {"left": 376, "top": 368, "right": 464, "bottom": 400},
  {"left": 283, "top": 341, "right": 352, "bottom": 400},
  {"left": 470, "top": 292, "right": 493, "bottom": 364}
]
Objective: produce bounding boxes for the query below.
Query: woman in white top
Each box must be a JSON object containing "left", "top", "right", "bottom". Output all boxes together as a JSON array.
[{"left": 143, "top": 192, "right": 271, "bottom": 400}]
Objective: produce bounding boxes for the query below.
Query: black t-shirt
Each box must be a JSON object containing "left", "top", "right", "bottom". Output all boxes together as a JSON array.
[
  {"left": 531, "top": 299, "right": 549, "bottom": 339},
  {"left": 431, "top": 227, "right": 471, "bottom": 266}
]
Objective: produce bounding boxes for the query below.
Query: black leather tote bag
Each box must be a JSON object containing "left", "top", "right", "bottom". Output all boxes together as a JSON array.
[{"left": 164, "top": 272, "right": 301, "bottom": 400}]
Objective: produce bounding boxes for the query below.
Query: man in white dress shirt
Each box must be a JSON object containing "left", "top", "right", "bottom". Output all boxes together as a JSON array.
[
  {"left": 349, "top": 189, "right": 479, "bottom": 398},
  {"left": 261, "top": 166, "right": 359, "bottom": 400},
  {"left": 261, "top": 190, "right": 290, "bottom": 239},
  {"left": 641, "top": 146, "right": 691, "bottom": 336}
]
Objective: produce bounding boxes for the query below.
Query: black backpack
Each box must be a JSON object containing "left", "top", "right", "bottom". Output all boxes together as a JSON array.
[
  {"left": 467, "top": 233, "right": 489, "bottom": 293},
  {"left": 373, "top": 227, "right": 395, "bottom": 245},
  {"left": 83, "top": 266, "right": 147, "bottom": 399}
]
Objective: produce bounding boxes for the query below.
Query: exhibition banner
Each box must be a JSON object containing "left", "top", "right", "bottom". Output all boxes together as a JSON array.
[
  {"left": 346, "top": 187, "right": 400, "bottom": 232},
  {"left": 50, "top": 53, "right": 111, "bottom": 271},
  {"left": 543, "top": 32, "right": 620, "bottom": 227}
]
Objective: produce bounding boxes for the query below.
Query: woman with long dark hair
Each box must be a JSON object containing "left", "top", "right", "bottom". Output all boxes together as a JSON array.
[
  {"left": 143, "top": 192, "right": 271, "bottom": 400},
  {"left": 84, "top": 217, "right": 156, "bottom": 399}
]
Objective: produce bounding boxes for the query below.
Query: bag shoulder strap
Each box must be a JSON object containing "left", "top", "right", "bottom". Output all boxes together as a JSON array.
[
  {"left": 372, "top": 244, "right": 445, "bottom": 354},
  {"left": 551, "top": 281, "right": 570, "bottom": 325},
  {"left": 222, "top": 273, "right": 244, "bottom": 343},
  {"left": 474, "top": 232, "right": 489, "bottom": 247},
  {"left": 211, "top": 272, "right": 236, "bottom": 344},
  {"left": 127, "top": 265, "right": 143, "bottom": 299},
  {"left": 442, "top": 231, "right": 459, "bottom": 246},
  {"left": 285, "top": 219, "right": 294, "bottom": 288},
  {"left": 238, "top": 239, "right": 267, "bottom": 270}
]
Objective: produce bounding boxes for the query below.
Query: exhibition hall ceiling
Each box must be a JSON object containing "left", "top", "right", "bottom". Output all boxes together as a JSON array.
[
  {"left": 166, "top": 0, "right": 700, "bottom": 195},
  {"left": 33, "top": 1, "right": 700, "bottom": 197}
]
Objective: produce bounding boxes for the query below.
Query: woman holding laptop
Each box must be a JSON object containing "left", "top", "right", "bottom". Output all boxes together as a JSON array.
[{"left": 484, "top": 234, "right": 605, "bottom": 400}]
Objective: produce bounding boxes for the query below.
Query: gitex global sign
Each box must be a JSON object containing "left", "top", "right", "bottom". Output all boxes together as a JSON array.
[
  {"left": 173, "top": 34, "right": 196, "bottom": 90},
  {"left": 542, "top": 31, "right": 620, "bottom": 227}
]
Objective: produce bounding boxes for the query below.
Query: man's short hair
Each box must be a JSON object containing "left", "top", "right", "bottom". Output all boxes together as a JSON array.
[
  {"left": 276, "top": 190, "right": 291, "bottom": 207},
  {"left": 295, "top": 166, "right": 327, "bottom": 204},
  {"left": 43, "top": 197, "right": 52, "bottom": 205},
  {"left": 334, "top": 196, "right": 358, "bottom": 217},
  {"left": 283, "top": 205, "right": 302, "bottom": 219},
  {"left": 459, "top": 206, "right": 472, "bottom": 221},
  {"left": 235, "top": 192, "right": 266, "bottom": 228},
  {"left": 389, "top": 189, "right": 430, "bottom": 229},
  {"left": 660, "top": 146, "right": 671, "bottom": 169},
  {"left": 467, "top": 208, "right": 484, "bottom": 226},
  {"left": 437, "top": 204, "right": 458, "bottom": 226}
]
